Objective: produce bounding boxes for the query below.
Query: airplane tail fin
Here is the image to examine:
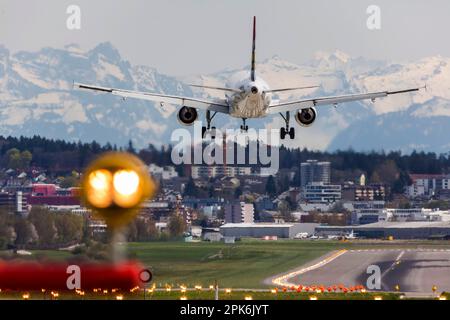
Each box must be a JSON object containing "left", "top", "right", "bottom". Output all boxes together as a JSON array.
[{"left": 250, "top": 16, "right": 256, "bottom": 81}]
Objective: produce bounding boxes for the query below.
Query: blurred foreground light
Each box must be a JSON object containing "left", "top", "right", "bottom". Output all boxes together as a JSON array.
[
  {"left": 195, "top": 285, "right": 202, "bottom": 290},
  {"left": 114, "top": 170, "right": 140, "bottom": 196},
  {"left": 180, "top": 296, "right": 188, "bottom": 300},
  {"left": 81, "top": 152, "right": 156, "bottom": 228},
  {"left": 244, "top": 296, "right": 253, "bottom": 300},
  {"left": 116, "top": 295, "right": 124, "bottom": 300},
  {"left": 438, "top": 296, "right": 447, "bottom": 300},
  {"left": 22, "top": 293, "right": 30, "bottom": 300},
  {"left": 309, "top": 296, "right": 318, "bottom": 300},
  {"left": 271, "top": 289, "right": 277, "bottom": 294},
  {"left": 374, "top": 296, "right": 383, "bottom": 300},
  {"left": 225, "top": 288, "right": 232, "bottom": 294},
  {"left": 87, "top": 170, "right": 113, "bottom": 208}
]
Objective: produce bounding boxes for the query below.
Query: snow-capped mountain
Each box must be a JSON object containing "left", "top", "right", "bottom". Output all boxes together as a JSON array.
[
  {"left": 0, "top": 42, "right": 450, "bottom": 153},
  {"left": 186, "top": 51, "right": 450, "bottom": 152},
  {"left": 0, "top": 42, "right": 192, "bottom": 148}
]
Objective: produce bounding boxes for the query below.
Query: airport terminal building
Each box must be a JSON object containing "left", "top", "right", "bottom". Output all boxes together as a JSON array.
[
  {"left": 220, "top": 223, "right": 318, "bottom": 239},
  {"left": 316, "top": 221, "right": 450, "bottom": 239}
]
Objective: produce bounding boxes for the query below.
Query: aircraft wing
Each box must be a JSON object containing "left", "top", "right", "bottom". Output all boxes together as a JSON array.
[
  {"left": 267, "top": 87, "right": 422, "bottom": 114},
  {"left": 74, "top": 82, "right": 230, "bottom": 114}
]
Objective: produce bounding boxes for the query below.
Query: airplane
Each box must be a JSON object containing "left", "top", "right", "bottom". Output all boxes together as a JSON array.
[
  {"left": 294, "top": 232, "right": 309, "bottom": 239},
  {"left": 344, "top": 230, "right": 358, "bottom": 240},
  {"left": 74, "top": 16, "right": 422, "bottom": 140}
]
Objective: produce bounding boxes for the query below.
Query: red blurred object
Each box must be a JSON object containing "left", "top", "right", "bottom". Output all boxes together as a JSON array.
[
  {"left": 32, "top": 184, "right": 57, "bottom": 196},
  {"left": 0, "top": 261, "right": 144, "bottom": 291}
]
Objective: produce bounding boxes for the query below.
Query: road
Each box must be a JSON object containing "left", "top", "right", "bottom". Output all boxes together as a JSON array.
[{"left": 275, "top": 249, "right": 450, "bottom": 294}]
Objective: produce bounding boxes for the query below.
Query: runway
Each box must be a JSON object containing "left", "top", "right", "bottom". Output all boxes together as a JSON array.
[{"left": 281, "top": 249, "right": 450, "bottom": 293}]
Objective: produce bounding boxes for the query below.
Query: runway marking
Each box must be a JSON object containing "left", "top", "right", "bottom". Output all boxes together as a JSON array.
[
  {"left": 348, "top": 249, "right": 450, "bottom": 253},
  {"left": 380, "top": 250, "right": 404, "bottom": 289},
  {"left": 272, "top": 250, "right": 348, "bottom": 287}
]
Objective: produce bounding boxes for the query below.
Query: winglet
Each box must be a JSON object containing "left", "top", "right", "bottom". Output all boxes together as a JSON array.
[{"left": 250, "top": 16, "right": 256, "bottom": 82}]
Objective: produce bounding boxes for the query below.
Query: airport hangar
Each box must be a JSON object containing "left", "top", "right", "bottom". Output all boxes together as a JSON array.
[
  {"left": 220, "top": 223, "right": 318, "bottom": 239},
  {"left": 316, "top": 221, "right": 450, "bottom": 239}
]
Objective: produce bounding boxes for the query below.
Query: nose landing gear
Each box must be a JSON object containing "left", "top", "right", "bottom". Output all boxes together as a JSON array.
[{"left": 240, "top": 118, "right": 249, "bottom": 132}]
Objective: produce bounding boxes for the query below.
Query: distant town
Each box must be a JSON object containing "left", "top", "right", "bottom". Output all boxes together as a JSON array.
[{"left": 1, "top": 135, "right": 450, "bottom": 254}]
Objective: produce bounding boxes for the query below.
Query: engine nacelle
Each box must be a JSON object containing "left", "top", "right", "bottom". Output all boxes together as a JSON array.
[
  {"left": 177, "top": 106, "right": 198, "bottom": 126},
  {"left": 295, "top": 107, "right": 317, "bottom": 127}
]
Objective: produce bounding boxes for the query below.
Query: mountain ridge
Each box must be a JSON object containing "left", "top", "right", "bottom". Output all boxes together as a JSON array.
[{"left": 0, "top": 42, "right": 449, "bottom": 153}]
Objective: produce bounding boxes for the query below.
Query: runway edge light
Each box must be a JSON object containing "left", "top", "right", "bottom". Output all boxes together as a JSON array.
[{"left": 80, "top": 152, "right": 157, "bottom": 228}]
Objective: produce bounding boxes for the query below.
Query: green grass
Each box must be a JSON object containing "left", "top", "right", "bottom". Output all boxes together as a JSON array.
[
  {"left": 126, "top": 240, "right": 339, "bottom": 288},
  {"left": 124, "top": 239, "right": 450, "bottom": 288}
]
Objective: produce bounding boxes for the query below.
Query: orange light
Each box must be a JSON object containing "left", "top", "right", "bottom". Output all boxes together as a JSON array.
[
  {"left": 87, "top": 170, "right": 113, "bottom": 208},
  {"left": 81, "top": 152, "right": 157, "bottom": 228},
  {"left": 116, "top": 295, "right": 124, "bottom": 300},
  {"left": 113, "top": 170, "right": 142, "bottom": 208},
  {"left": 22, "top": 293, "right": 30, "bottom": 300}
]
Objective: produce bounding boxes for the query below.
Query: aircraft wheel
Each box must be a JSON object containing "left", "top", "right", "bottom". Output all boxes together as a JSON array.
[
  {"left": 280, "top": 127, "right": 286, "bottom": 140},
  {"left": 202, "top": 126, "right": 207, "bottom": 138},
  {"left": 289, "top": 127, "right": 295, "bottom": 139}
]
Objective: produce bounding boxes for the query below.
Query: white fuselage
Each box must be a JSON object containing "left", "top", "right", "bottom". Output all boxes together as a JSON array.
[{"left": 226, "top": 77, "right": 272, "bottom": 118}]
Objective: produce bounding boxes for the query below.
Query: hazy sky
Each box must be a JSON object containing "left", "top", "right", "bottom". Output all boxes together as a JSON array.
[{"left": 1, "top": 0, "right": 449, "bottom": 76}]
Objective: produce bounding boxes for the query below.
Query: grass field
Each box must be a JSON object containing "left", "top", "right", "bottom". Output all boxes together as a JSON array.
[{"left": 3, "top": 239, "right": 450, "bottom": 290}]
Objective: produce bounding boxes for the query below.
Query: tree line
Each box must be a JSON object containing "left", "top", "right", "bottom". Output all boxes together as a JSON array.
[{"left": 1, "top": 135, "right": 450, "bottom": 177}]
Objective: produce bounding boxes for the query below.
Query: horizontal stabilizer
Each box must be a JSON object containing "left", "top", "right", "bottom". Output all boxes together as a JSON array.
[
  {"left": 264, "top": 85, "right": 319, "bottom": 94},
  {"left": 188, "top": 84, "right": 241, "bottom": 93}
]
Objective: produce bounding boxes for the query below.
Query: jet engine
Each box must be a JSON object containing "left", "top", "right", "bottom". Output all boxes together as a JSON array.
[
  {"left": 177, "top": 106, "right": 198, "bottom": 126},
  {"left": 295, "top": 107, "right": 317, "bottom": 127}
]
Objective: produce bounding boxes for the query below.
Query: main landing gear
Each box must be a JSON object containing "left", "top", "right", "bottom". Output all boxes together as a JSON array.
[
  {"left": 279, "top": 112, "right": 295, "bottom": 140},
  {"left": 202, "top": 110, "right": 217, "bottom": 138}
]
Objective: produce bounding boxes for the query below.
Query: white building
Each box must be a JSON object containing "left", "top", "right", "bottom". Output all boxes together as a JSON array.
[
  {"left": 353, "top": 207, "right": 450, "bottom": 225},
  {"left": 148, "top": 164, "right": 178, "bottom": 180},
  {"left": 191, "top": 166, "right": 252, "bottom": 179},
  {"left": 405, "top": 174, "right": 450, "bottom": 198},
  {"left": 300, "top": 160, "right": 331, "bottom": 187},
  {"left": 302, "top": 182, "right": 341, "bottom": 204},
  {"left": 386, "top": 208, "right": 450, "bottom": 222}
]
